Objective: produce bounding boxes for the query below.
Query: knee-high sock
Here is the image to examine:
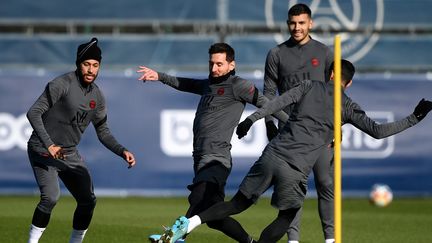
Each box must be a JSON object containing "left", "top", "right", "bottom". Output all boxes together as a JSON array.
[
  {"left": 199, "top": 192, "right": 253, "bottom": 223},
  {"left": 187, "top": 192, "right": 253, "bottom": 234},
  {"left": 72, "top": 202, "right": 95, "bottom": 230},
  {"left": 206, "top": 217, "right": 253, "bottom": 243},
  {"left": 258, "top": 208, "right": 300, "bottom": 243},
  {"left": 31, "top": 207, "right": 51, "bottom": 228}
]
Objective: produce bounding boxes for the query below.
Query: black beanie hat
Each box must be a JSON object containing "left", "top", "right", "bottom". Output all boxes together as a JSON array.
[{"left": 76, "top": 37, "right": 102, "bottom": 66}]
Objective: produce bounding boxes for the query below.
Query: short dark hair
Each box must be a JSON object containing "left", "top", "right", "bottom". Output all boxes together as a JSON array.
[
  {"left": 288, "top": 3, "right": 312, "bottom": 18},
  {"left": 209, "top": 43, "right": 235, "bottom": 62},
  {"left": 330, "top": 59, "right": 356, "bottom": 84}
]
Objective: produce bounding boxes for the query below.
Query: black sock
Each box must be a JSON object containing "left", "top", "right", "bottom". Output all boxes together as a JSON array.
[
  {"left": 207, "top": 217, "right": 252, "bottom": 243},
  {"left": 72, "top": 202, "right": 96, "bottom": 230},
  {"left": 31, "top": 207, "right": 51, "bottom": 228},
  {"left": 258, "top": 208, "right": 300, "bottom": 243},
  {"left": 199, "top": 192, "right": 253, "bottom": 223}
]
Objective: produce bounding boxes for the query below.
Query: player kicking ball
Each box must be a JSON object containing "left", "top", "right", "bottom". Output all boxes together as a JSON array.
[{"left": 153, "top": 59, "right": 432, "bottom": 243}]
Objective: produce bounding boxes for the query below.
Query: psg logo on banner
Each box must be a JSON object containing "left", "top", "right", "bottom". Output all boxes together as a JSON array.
[{"left": 265, "top": 0, "right": 385, "bottom": 62}]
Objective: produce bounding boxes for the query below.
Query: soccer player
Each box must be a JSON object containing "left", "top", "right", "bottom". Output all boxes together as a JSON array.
[
  {"left": 26, "top": 38, "right": 136, "bottom": 243},
  {"left": 158, "top": 59, "right": 432, "bottom": 243},
  {"left": 263, "top": 3, "right": 334, "bottom": 242},
  {"left": 137, "top": 43, "right": 289, "bottom": 243}
]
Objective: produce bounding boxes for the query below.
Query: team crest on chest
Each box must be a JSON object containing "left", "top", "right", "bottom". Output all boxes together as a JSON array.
[
  {"left": 217, "top": 87, "right": 225, "bottom": 95},
  {"left": 89, "top": 100, "right": 96, "bottom": 109},
  {"left": 311, "top": 58, "right": 320, "bottom": 67}
]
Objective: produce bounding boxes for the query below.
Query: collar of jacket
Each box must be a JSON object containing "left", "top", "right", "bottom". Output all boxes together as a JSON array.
[{"left": 209, "top": 69, "right": 236, "bottom": 84}]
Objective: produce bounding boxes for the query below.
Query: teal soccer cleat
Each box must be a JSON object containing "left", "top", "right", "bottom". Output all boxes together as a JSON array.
[{"left": 160, "top": 216, "right": 189, "bottom": 243}]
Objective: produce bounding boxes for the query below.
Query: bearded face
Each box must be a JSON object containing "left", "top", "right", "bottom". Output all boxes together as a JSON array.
[{"left": 79, "top": 59, "right": 100, "bottom": 84}]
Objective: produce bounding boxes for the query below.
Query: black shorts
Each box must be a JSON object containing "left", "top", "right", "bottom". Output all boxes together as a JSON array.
[
  {"left": 239, "top": 152, "right": 308, "bottom": 210},
  {"left": 188, "top": 161, "right": 231, "bottom": 191}
]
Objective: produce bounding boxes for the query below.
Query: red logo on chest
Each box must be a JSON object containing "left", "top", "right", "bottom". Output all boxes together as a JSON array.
[
  {"left": 89, "top": 100, "right": 96, "bottom": 109},
  {"left": 311, "top": 58, "right": 320, "bottom": 67},
  {"left": 217, "top": 87, "right": 225, "bottom": 95}
]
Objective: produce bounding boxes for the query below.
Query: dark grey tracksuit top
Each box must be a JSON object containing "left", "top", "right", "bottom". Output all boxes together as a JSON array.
[
  {"left": 158, "top": 72, "right": 288, "bottom": 170},
  {"left": 247, "top": 80, "right": 419, "bottom": 176},
  {"left": 27, "top": 71, "right": 126, "bottom": 157},
  {"left": 264, "top": 37, "right": 333, "bottom": 122}
]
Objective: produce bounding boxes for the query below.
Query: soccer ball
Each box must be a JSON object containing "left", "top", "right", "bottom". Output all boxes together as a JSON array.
[{"left": 369, "top": 184, "right": 393, "bottom": 207}]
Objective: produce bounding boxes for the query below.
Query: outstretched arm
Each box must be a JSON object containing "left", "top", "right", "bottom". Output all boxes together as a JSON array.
[
  {"left": 236, "top": 80, "right": 311, "bottom": 138},
  {"left": 137, "top": 65, "right": 204, "bottom": 94},
  {"left": 232, "top": 78, "right": 289, "bottom": 123},
  {"left": 344, "top": 98, "right": 432, "bottom": 139},
  {"left": 247, "top": 81, "right": 310, "bottom": 124}
]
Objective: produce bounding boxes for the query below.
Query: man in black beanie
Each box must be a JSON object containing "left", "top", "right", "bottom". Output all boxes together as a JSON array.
[
  {"left": 76, "top": 38, "right": 101, "bottom": 66},
  {"left": 75, "top": 37, "right": 102, "bottom": 84},
  {"left": 26, "top": 37, "right": 136, "bottom": 243}
]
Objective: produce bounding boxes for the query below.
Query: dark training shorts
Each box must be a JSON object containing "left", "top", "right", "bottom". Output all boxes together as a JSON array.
[
  {"left": 239, "top": 152, "right": 308, "bottom": 210},
  {"left": 188, "top": 161, "right": 231, "bottom": 190}
]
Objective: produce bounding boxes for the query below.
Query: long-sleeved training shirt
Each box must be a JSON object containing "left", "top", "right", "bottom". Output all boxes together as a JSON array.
[
  {"left": 247, "top": 80, "right": 419, "bottom": 175},
  {"left": 27, "top": 71, "right": 126, "bottom": 157},
  {"left": 158, "top": 72, "right": 289, "bottom": 170},
  {"left": 264, "top": 37, "right": 333, "bottom": 121}
]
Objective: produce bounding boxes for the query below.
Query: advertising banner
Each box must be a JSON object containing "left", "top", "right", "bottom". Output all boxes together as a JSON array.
[{"left": 1, "top": 71, "right": 431, "bottom": 197}]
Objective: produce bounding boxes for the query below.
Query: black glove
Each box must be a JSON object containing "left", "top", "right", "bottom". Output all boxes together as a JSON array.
[
  {"left": 413, "top": 98, "right": 432, "bottom": 121},
  {"left": 236, "top": 118, "right": 253, "bottom": 139},
  {"left": 265, "top": 121, "right": 278, "bottom": 141}
]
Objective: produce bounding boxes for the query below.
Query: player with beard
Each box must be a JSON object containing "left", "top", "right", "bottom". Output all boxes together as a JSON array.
[
  {"left": 26, "top": 37, "right": 136, "bottom": 243},
  {"left": 138, "top": 43, "right": 289, "bottom": 243},
  {"left": 158, "top": 59, "right": 432, "bottom": 243},
  {"left": 263, "top": 3, "right": 334, "bottom": 243}
]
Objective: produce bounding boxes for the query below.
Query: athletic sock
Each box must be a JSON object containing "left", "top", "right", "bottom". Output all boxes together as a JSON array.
[
  {"left": 288, "top": 241, "right": 299, "bottom": 243},
  {"left": 325, "top": 239, "right": 335, "bottom": 243},
  {"left": 28, "top": 224, "right": 46, "bottom": 243},
  {"left": 69, "top": 229, "right": 87, "bottom": 243},
  {"left": 187, "top": 215, "right": 201, "bottom": 233}
]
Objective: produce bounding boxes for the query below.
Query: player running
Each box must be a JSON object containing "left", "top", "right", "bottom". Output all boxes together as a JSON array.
[{"left": 26, "top": 38, "right": 136, "bottom": 243}]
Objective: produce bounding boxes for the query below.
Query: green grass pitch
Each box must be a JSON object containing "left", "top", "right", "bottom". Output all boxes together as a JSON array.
[{"left": 1, "top": 196, "right": 431, "bottom": 242}]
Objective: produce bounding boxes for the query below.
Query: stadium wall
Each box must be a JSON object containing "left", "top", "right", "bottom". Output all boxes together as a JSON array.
[{"left": 1, "top": 70, "right": 431, "bottom": 197}]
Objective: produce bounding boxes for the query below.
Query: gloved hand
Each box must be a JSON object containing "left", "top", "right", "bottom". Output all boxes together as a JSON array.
[
  {"left": 236, "top": 118, "right": 253, "bottom": 139},
  {"left": 265, "top": 121, "right": 278, "bottom": 141},
  {"left": 413, "top": 98, "right": 432, "bottom": 121}
]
